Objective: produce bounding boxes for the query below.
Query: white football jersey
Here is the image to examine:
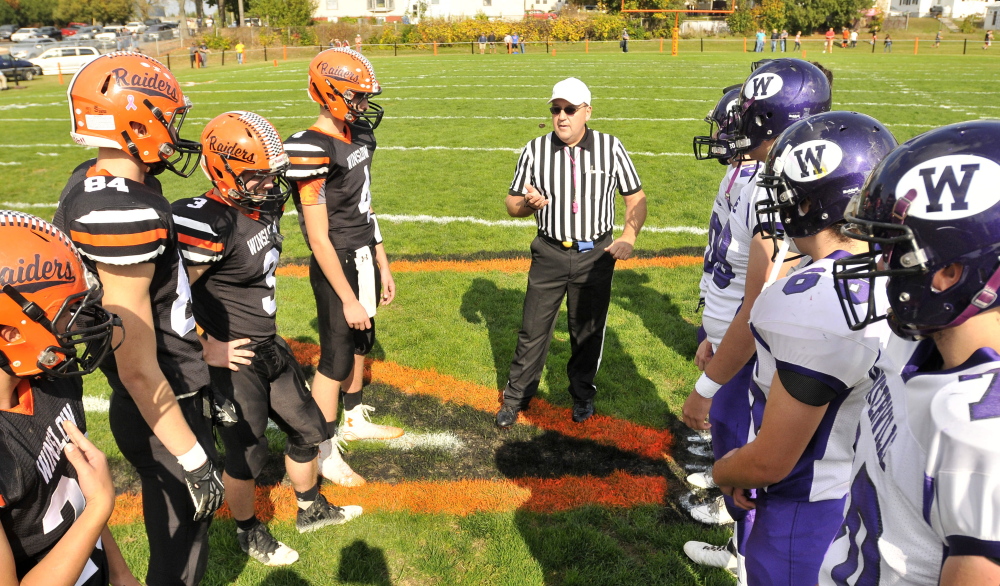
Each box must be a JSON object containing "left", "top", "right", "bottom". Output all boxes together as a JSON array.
[
  {"left": 699, "top": 164, "right": 738, "bottom": 300},
  {"left": 702, "top": 161, "right": 762, "bottom": 345},
  {"left": 748, "top": 253, "right": 893, "bottom": 503},
  {"left": 819, "top": 342, "right": 1000, "bottom": 585}
]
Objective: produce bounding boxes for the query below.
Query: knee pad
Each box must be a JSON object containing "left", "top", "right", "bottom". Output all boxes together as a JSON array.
[{"left": 285, "top": 441, "right": 319, "bottom": 464}]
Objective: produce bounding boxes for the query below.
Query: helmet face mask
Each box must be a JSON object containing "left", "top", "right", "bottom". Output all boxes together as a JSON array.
[
  {"left": 693, "top": 85, "right": 741, "bottom": 163},
  {"left": 0, "top": 212, "right": 122, "bottom": 378},
  {"left": 200, "top": 111, "right": 292, "bottom": 214},
  {"left": 308, "top": 48, "right": 384, "bottom": 130},
  {"left": 832, "top": 120, "right": 1000, "bottom": 339},
  {"left": 69, "top": 52, "right": 202, "bottom": 177}
]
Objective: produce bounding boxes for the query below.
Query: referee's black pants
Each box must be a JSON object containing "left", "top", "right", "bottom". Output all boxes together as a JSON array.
[{"left": 504, "top": 232, "right": 616, "bottom": 407}]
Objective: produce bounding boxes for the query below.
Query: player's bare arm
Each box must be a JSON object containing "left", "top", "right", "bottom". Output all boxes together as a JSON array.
[
  {"left": 96, "top": 262, "right": 200, "bottom": 456},
  {"left": 374, "top": 242, "right": 395, "bottom": 305},
  {"left": 301, "top": 201, "right": 370, "bottom": 330},
  {"left": 712, "top": 372, "right": 828, "bottom": 495},
  {"left": 605, "top": 189, "right": 646, "bottom": 260},
  {"left": 940, "top": 555, "right": 1000, "bottom": 585}
]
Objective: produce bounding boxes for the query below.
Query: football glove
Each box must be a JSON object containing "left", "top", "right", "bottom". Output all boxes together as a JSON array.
[{"left": 183, "top": 458, "right": 225, "bottom": 521}]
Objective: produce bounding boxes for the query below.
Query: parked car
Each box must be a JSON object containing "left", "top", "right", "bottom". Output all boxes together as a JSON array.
[
  {"left": 61, "top": 22, "right": 88, "bottom": 37},
  {"left": 143, "top": 24, "right": 175, "bottom": 40},
  {"left": 73, "top": 26, "right": 104, "bottom": 40},
  {"left": 10, "top": 28, "right": 41, "bottom": 42},
  {"left": 95, "top": 26, "right": 127, "bottom": 41},
  {"left": 29, "top": 45, "right": 101, "bottom": 75},
  {"left": 0, "top": 53, "right": 43, "bottom": 81},
  {"left": 10, "top": 39, "right": 56, "bottom": 59},
  {"left": 0, "top": 24, "right": 16, "bottom": 41},
  {"left": 125, "top": 21, "right": 147, "bottom": 34},
  {"left": 36, "top": 26, "right": 63, "bottom": 40},
  {"left": 143, "top": 18, "right": 162, "bottom": 26}
]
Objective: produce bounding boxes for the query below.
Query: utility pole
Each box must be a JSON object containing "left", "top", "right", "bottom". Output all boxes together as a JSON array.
[{"left": 238, "top": 0, "right": 245, "bottom": 27}]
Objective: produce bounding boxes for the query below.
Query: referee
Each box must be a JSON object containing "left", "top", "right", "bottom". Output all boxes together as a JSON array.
[{"left": 496, "top": 77, "right": 647, "bottom": 428}]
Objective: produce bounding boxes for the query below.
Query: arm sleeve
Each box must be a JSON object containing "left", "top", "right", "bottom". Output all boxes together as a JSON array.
[
  {"left": 295, "top": 177, "right": 327, "bottom": 207},
  {"left": 612, "top": 139, "right": 643, "bottom": 196},
  {"left": 508, "top": 144, "right": 534, "bottom": 197},
  {"left": 372, "top": 213, "right": 383, "bottom": 245},
  {"left": 171, "top": 202, "right": 226, "bottom": 265},
  {"left": 284, "top": 135, "right": 332, "bottom": 180},
  {"left": 67, "top": 207, "right": 169, "bottom": 266}
]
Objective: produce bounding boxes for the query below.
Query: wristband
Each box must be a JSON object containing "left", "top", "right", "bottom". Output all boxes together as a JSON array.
[
  {"left": 695, "top": 373, "right": 723, "bottom": 399},
  {"left": 176, "top": 442, "right": 208, "bottom": 472}
]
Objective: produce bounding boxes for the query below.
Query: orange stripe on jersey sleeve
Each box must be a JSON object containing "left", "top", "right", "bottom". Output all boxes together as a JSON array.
[
  {"left": 290, "top": 156, "right": 331, "bottom": 165},
  {"left": 178, "top": 233, "right": 224, "bottom": 252},
  {"left": 296, "top": 177, "right": 326, "bottom": 206},
  {"left": 71, "top": 228, "right": 168, "bottom": 248}
]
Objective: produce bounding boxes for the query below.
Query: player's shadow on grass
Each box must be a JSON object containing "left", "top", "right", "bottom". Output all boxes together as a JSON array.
[
  {"left": 459, "top": 277, "right": 525, "bottom": 391},
  {"left": 612, "top": 270, "right": 699, "bottom": 361},
  {"left": 337, "top": 540, "right": 393, "bottom": 585}
]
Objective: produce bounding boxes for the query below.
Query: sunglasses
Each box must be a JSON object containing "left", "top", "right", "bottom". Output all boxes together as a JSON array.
[{"left": 549, "top": 105, "right": 583, "bottom": 116}]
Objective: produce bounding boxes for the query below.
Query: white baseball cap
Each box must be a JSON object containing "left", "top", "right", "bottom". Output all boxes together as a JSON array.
[{"left": 549, "top": 78, "right": 591, "bottom": 106}]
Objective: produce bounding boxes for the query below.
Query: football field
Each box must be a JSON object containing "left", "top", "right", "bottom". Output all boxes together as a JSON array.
[{"left": 1, "top": 50, "right": 998, "bottom": 585}]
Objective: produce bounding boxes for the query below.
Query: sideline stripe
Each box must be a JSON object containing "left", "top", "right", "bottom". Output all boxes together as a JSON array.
[
  {"left": 275, "top": 255, "right": 702, "bottom": 277},
  {"left": 0, "top": 204, "right": 709, "bottom": 236},
  {"left": 108, "top": 471, "right": 667, "bottom": 524}
]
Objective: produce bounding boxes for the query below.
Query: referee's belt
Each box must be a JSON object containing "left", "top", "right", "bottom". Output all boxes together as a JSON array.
[{"left": 538, "top": 231, "right": 609, "bottom": 252}]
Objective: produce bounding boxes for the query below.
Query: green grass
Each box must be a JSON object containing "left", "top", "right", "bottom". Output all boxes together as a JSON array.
[{"left": 2, "top": 51, "right": 998, "bottom": 584}]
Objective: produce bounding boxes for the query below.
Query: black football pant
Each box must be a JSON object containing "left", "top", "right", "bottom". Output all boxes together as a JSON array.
[
  {"left": 109, "top": 389, "right": 216, "bottom": 586},
  {"left": 211, "top": 335, "right": 328, "bottom": 481},
  {"left": 504, "top": 232, "right": 616, "bottom": 408}
]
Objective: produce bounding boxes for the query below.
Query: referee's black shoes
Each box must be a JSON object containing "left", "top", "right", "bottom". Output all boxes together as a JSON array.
[
  {"left": 496, "top": 404, "right": 520, "bottom": 428},
  {"left": 572, "top": 399, "right": 595, "bottom": 423}
]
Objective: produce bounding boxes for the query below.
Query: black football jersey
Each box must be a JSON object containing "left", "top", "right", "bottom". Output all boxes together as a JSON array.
[
  {"left": 53, "top": 161, "right": 210, "bottom": 399},
  {"left": 0, "top": 377, "right": 108, "bottom": 584},
  {"left": 285, "top": 122, "right": 377, "bottom": 251},
  {"left": 172, "top": 193, "right": 282, "bottom": 342}
]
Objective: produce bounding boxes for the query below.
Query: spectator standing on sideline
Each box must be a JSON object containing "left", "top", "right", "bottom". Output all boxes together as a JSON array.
[
  {"left": 354, "top": 33, "right": 362, "bottom": 52},
  {"left": 771, "top": 29, "right": 779, "bottom": 52},
  {"left": 824, "top": 27, "right": 835, "bottom": 52},
  {"left": 487, "top": 31, "right": 496, "bottom": 52},
  {"left": 871, "top": 30, "right": 878, "bottom": 46},
  {"left": 884, "top": 34, "right": 892, "bottom": 52},
  {"left": 495, "top": 77, "right": 647, "bottom": 429},
  {"left": 755, "top": 29, "right": 765, "bottom": 52},
  {"left": 780, "top": 29, "right": 788, "bottom": 51},
  {"left": 519, "top": 33, "right": 526, "bottom": 53},
  {"left": 841, "top": 27, "right": 849, "bottom": 48},
  {"left": 235, "top": 41, "right": 245, "bottom": 64},
  {"left": 621, "top": 28, "right": 629, "bottom": 52},
  {"left": 934, "top": 30, "right": 942, "bottom": 47},
  {"left": 190, "top": 42, "right": 198, "bottom": 67},
  {"left": 793, "top": 31, "right": 801, "bottom": 51},
  {"left": 198, "top": 42, "right": 210, "bottom": 67},
  {"left": 478, "top": 32, "right": 487, "bottom": 54},
  {"left": 504, "top": 33, "right": 512, "bottom": 53},
  {"left": 512, "top": 32, "right": 520, "bottom": 53},
  {"left": 849, "top": 29, "right": 858, "bottom": 47},
  {"left": 985, "top": 30, "right": 994, "bottom": 49},
  {"left": 0, "top": 70, "right": 6, "bottom": 91}
]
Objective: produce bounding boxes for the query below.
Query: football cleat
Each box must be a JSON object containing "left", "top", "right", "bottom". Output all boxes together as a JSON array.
[
  {"left": 339, "top": 404, "right": 404, "bottom": 441},
  {"left": 690, "top": 495, "right": 735, "bottom": 525},
  {"left": 683, "top": 537, "right": 738, "bottom": 575},
  {"left": 237, "top": 523, "right": 299, "bottom": 567},
  {"left": 687, "top": 467, "right": 718, "bottom": 490},
  {"left": 296, "top": 493, "right": 363, "bottom": 533},
  {"left": 317, "top": 438, "right": 366, "bottom": 487}
]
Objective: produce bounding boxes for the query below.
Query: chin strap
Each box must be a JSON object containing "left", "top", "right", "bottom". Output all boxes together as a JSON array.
[{"left": 762, "top": 239, "right": 790, "bottom": 292}]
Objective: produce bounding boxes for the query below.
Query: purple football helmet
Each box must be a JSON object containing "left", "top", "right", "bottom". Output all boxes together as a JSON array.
[
  {"left": 756, "top": 111, "right": 898, "bottom": 253},
  {"left": 693, "top": 85, "right": 741, "bottom": 163},
  {"left": 833, "top": 120, "right": 1000, "bottom": 339},
  {"left": 726, "top": 59, "right": 832, "bottom": 157}
]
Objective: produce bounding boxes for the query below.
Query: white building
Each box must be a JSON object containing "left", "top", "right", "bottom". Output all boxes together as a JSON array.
[
  {"left": 987, "top": 4, "right": 1000, "bottom": 27},
  {"left": 314, "top": 0, "right": 552, "bottom": 21},
  {"left": 891, "top": 0, "right": 998, "bottom": 19}
]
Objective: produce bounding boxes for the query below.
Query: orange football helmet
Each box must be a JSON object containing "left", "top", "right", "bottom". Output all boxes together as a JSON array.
[
  {"left": 0, "top": 211, "right": 121, "bottom": 378},
  {"left": 68, "top": 51, "right": 201, "bottom": 177},
  {"left": 200, "top": 111, "right": 291, "bottom": 213},
  {"left": 307, "top": 48, "right": 384, "bottom": 129}
]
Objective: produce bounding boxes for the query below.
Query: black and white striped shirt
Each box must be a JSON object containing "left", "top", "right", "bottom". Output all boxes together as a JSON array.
[{"left": 509, "top": 127, "right": 642, "bottom": 242}]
